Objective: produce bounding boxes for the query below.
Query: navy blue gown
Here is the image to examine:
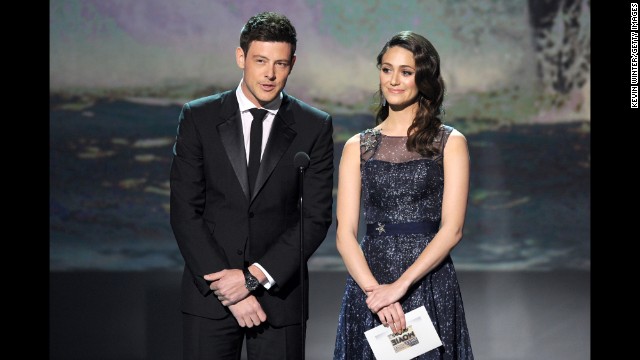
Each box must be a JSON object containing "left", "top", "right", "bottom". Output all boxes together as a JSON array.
[{"left": 333, "top": 126, "right": 474, "bottom": 360}]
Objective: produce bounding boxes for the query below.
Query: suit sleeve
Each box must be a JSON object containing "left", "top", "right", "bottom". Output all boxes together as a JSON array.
[
  {"left": 258, "top": 114, "right": 334, "bottom": 288},
  {"left": 301, "top": 115, "right": 335, "bottom": 260},
  {"left": 170, "top": 103, "right": 230, "bottom": 296}
]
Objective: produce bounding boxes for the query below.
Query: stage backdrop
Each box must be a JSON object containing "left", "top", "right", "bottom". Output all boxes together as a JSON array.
[{"left": 50, "top": 0, "right": 590, "bottom": 271}]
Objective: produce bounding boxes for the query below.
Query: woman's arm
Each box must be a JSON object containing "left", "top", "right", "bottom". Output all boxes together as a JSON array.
[{"left": 336, "top": 134, "right": 379, "bottom": 292}]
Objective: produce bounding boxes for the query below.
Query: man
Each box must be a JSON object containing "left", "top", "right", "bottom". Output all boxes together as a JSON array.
[{"left": 169, "top": 11, "right": 334, "bottom": 360}]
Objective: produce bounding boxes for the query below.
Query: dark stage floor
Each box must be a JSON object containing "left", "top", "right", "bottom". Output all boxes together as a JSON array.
[{"left": 50, "top": 270, "right": 589, "bottom": 360}]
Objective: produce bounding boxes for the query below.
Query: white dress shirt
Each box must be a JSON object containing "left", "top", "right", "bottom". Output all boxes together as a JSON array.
[
  {"left": 235, "top": 81, "right": 282, "bottom": 164},
  {"left": 235, "top": 81, "right": 281, "bottom": 289}
]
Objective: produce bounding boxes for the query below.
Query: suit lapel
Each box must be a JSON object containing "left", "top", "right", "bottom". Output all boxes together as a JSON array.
[
  {"left": 251, "top": 95, "right": 296, "bottom": 202},
  {"left": 218, "top": 94, "right": 251, "bottom": 200}
]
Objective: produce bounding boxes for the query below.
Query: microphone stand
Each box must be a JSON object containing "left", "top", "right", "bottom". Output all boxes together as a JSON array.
[
  {"left": 297, "top": 163, "right": 305, "bottom": 360},
  {"left": 294, "top": 151, "right": 309, "bottom": 359}
]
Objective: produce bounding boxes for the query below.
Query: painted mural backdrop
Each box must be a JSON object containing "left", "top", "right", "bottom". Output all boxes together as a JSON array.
[{"left": 50, "top": 0, "right": 590, "bottom": 271}]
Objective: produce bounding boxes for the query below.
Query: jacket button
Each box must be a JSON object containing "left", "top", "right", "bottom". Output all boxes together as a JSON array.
[
  {"left": 237, "top": 250, "right": 243, "bottom": 255},
  {"left": 249, "top": 212, "right": 254, "bottom": 218}
]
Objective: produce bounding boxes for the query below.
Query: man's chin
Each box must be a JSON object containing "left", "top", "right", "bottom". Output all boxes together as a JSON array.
[{"left": 256, "top": 94, "right": 279, "bottom": 105}]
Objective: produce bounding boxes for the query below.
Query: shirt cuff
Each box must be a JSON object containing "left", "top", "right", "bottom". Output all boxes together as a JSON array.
[{"left": 252, "top": 262, "right": 276, "bottom": 290}]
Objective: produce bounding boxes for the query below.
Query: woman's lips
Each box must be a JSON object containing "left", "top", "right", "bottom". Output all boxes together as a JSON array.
[{"left": 387, "top": 88, "right": 404, "bottom": 94}]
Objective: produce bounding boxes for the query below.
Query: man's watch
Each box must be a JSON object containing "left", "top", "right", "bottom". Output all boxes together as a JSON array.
[{"left": 243, "top": 268, "right": 260, "bottom": 291}]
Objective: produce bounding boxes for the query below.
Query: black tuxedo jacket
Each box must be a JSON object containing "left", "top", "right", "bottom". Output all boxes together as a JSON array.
[{"left": 170, "top": 90, "right": 334, "bottom": 326}]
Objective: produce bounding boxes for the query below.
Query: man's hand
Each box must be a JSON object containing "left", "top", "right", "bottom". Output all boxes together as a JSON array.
[
  {"left": 228, "top": 295, "right": 267, "bottom": 327},
  {"left": 204, "top": 269, "right": 249, "bottom": 306}
]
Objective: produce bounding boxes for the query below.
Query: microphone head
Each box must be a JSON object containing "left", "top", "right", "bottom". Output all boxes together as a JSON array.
[{"left": 293, "top": 151, "right": 310, "bottom": 169}]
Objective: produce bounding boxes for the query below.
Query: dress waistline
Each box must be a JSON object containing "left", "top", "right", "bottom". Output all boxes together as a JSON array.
[{"left": 365, "top": 220, "right": 440, "bottom": 236}]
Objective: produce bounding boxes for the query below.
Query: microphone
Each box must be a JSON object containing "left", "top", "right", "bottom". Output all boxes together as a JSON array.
[
  {"left": 294, "top": 151, "right": 310, "bottom": 170},
  {"left": 293, "top": 151, "right": 309, "bottom": 359}
]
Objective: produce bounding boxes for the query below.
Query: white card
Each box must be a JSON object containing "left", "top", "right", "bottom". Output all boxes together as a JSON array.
[{"left": 364, "top": 305, "right": 443, "bottom": 360}]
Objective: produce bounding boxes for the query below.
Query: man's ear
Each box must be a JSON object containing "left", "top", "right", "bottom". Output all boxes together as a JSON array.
[
  {"left": 236, "top": 47, "right": 245, "bottom": 69},
  {"left": 289, "top": 54, "right": 297, "bottom": 72}
]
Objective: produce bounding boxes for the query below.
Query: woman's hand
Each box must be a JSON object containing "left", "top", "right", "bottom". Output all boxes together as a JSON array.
[
  {"left": 364, "top": 281, "right": 408, "bottom": 313},
  {"left": 376, "top": 302, "right": 406, "bottom": 335}
]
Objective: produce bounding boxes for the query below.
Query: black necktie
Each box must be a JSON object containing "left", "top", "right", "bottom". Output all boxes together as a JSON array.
[{"left": 248, "top": 108, "right": 268, "bottom": 196}]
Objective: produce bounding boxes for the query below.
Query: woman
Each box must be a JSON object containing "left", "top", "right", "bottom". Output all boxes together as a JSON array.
[{"left": 333, "top": 31, "right": 474, "bottom": 359}]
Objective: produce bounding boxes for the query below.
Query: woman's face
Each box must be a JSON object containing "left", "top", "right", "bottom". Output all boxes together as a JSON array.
[{"left": 379, "top": 46, "right": 419, "bottom": 108}]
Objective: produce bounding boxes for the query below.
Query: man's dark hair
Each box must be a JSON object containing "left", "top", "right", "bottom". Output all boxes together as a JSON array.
[{"left": 239, "top": 12, "right": 297, "bottom": 60}]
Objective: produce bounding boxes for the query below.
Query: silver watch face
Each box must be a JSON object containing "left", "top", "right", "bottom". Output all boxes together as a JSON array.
[{"left": 245, "top": 271, "right": 259, "bottom": 291}]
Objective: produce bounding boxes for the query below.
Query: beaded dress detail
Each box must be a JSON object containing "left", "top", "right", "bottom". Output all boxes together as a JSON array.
[{"left": 333, "top": 125, "right": 474, "bottom": 359}]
